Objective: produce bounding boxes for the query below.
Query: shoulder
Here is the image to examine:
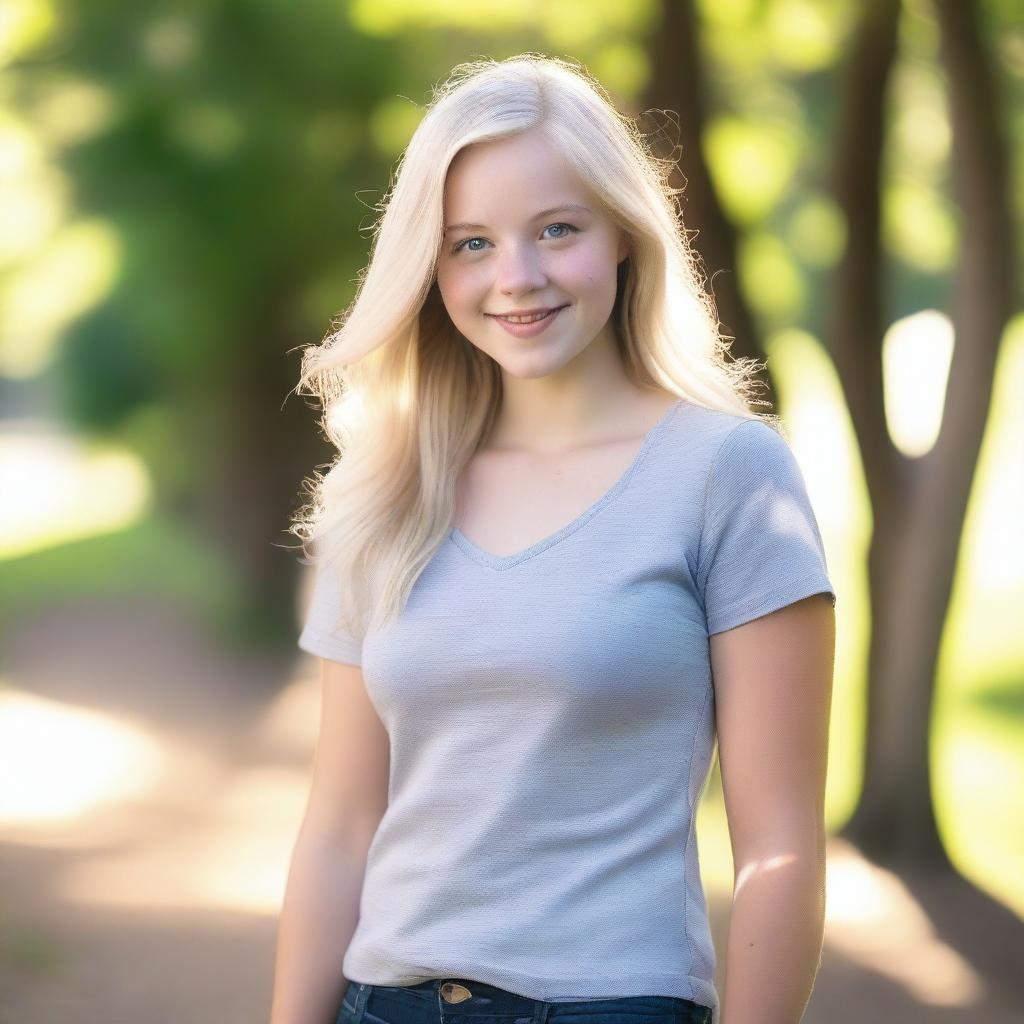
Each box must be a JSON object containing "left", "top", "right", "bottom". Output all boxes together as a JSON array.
[
  {"left": 673, "top": 407, "right": 817, "bottom": 548},
  {"left": 666, "top": 401, "right": 788, "bottom": 476},
  {"left": 711, "top": 416, "right": 793, "bottom": 474}
]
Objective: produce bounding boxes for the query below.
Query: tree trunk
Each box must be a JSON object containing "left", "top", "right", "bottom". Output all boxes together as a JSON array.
[
  {"left": 835, "top": 0, "right": 1015, "bottom": 869},
  {"left": 640, "top": 0, "right": 779, "bottom": 412},
  {"left": 198, "top": 279, "right": 328, "bottom": 650}
]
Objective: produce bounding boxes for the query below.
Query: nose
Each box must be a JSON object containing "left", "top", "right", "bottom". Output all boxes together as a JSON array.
[{"left": 495, "top": 242, "right": 548, "bottom": 296}]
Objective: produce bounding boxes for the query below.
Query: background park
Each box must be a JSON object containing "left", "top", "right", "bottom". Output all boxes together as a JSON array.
[{"left": 1, "top": 0, "right": 1022, "bottom": 1021}]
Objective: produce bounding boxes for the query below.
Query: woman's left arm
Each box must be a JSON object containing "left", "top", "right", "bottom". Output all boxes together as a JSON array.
[{"left": 710, "top": 591, "right": 837, "bottom": 1024}]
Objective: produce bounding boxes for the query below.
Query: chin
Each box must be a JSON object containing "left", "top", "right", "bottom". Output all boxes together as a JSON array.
[{"left": 496, "top": 347, "right": 583, "bottom": 380}]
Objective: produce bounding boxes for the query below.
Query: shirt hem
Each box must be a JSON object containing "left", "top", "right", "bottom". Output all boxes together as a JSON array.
[{"left": 706, "top": 576, "right": 836, "bottom": 636}]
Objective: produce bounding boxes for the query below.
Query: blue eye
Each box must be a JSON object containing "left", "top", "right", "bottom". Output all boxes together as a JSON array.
[
  {"left": 542, "top": 222, "right": 578, "bottom": 240},
  {"left": 451, "top": 222, "right": 579, "bottom": 255}
]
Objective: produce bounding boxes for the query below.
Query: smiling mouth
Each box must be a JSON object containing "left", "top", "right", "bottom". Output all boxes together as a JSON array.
[{"left": 488, "top": 306, "right": 567, "bottom": 324}]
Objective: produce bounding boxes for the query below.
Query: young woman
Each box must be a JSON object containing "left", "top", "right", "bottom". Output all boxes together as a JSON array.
[{"left": 271, "top": 55, "right": 837, "bottom": 1024}]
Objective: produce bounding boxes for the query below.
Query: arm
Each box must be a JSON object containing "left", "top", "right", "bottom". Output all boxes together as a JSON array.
[
  {"left": 270, "top": 657, "right": 390, "bottom": 1024},
  {"left": 710, "top": 592, "right": 836, "bottom": 1024}
]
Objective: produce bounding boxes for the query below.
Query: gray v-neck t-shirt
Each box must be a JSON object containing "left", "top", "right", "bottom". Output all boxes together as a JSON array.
[{"left": 298, "top": 397, "right": 837, "bottom": 1024}]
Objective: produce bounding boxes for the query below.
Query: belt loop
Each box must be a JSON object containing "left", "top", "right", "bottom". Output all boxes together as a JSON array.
[{"left": 352, "top": 981, "right": 370, "bottom": 1022}]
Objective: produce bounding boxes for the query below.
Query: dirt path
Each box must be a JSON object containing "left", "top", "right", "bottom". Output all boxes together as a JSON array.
[{"left": 2, "top": 598, "right": 1021, "bottom": 1024}]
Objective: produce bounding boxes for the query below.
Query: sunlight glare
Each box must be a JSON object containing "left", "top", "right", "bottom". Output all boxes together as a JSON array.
[
  {"left": 0, "top": 689, "right": 162, "bottom": 826},
  {"left": 826, "top": 838, "right": 986, "bottom": 1009},
  {"left": 0, "top": 425, "right": 150, "bottom": 559},
  {"left": 705, "top": 116, "right": 799, "bottom": 224},
  {"left": 883, "top": 310, "right": 953, "bottom": 457},
  {"left": 0, "top": 0, "right": 57, "bottom": 66},
  {"left": 0, "top": 218, "right": 120, "bottom": 377},
  {"left": 61, "top": 766, "right": 309, "bottom": 915},
  {"left": 956, "top": 318, "right": 1024, "bottom": 595}
]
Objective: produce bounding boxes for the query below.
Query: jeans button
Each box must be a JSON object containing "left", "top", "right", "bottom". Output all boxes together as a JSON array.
[{"left": 440, "top": 982, "right": 473, "bottom": 1004}]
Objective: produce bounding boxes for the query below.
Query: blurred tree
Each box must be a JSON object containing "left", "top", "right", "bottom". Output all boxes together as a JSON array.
[
  {"left": 832, "top": 0, "right": 1022, "bottom": 977},
  {"left": 643, "top": 0, "right": 772, "bottom": 408},
  {"left": 641, "top": 0, "right": 1023, "bottom": 985},
  {"left": 5, "top": 1, "right": 444, "bottom": 642}
]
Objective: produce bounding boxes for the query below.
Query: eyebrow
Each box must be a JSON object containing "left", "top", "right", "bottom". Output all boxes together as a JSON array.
[{"left": 443, "top": 203, "right": 593, "bottom": 235}]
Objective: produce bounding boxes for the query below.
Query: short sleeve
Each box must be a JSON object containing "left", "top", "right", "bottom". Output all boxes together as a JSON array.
[
  {"left": 697, "top": 419, "right": 837, "bottom": 636},
  {"left": 297, "top": 558, "right": 363, "bottom": 666}
]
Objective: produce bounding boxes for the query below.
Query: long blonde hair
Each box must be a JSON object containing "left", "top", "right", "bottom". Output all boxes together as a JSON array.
[{"left": 291, "top": 53, "right": 772, "bottom": 641}]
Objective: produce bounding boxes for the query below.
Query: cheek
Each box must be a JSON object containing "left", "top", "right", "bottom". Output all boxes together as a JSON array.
[
  {"left": 556, "top": 244, "right": 620, "bottom": 293},
  {"left": 437, "top": 264, "right": 483, "bottom": 314}
]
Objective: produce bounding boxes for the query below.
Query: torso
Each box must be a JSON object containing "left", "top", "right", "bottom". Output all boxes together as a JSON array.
[{"left": 453, "top": 391, "right": 680, "bottom": 560}]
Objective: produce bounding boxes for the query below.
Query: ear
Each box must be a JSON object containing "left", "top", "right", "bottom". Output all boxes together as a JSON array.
[{"left": 616, "top": 229, "right": 630, "bottom": 264}]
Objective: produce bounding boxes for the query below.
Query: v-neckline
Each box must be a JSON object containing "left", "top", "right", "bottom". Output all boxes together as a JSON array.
[{"left": 449, "top": 398, "right": 685, "bottom": 571}]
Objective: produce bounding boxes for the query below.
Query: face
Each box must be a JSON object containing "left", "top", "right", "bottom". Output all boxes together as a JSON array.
[{"left": 435, "top": 129, "right": 629, "bottom": 379}]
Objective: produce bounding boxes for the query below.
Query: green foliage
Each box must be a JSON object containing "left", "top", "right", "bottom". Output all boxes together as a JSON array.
[{"left": 9, "top": 1, "right": 419, "bottom": 435}]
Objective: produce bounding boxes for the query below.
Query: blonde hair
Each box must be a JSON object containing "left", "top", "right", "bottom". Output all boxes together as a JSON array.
[{"left": 291, "top": 53, "right": 773, "bottom": 641}]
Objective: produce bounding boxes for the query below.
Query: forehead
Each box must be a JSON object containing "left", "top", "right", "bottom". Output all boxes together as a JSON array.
[{"left": 443, "top": 130, "right": 589, "bottom": 218}]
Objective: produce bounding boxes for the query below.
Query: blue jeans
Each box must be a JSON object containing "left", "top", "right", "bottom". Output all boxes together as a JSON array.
[{"left": 337, "top": 978, "right": 713, "bottom": 1024}]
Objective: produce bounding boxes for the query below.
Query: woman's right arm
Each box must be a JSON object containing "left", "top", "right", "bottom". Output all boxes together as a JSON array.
[{"left": 270, "top": 657, "right": 391, "bottom": 1024}]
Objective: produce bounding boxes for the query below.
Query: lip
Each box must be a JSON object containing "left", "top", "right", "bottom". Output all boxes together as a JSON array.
[
  {"left": 490, "top": 306, "right": 559, "bottom": 317},
  {"left": 487, "top": 305, "right": 568, "bottom": 339}
]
